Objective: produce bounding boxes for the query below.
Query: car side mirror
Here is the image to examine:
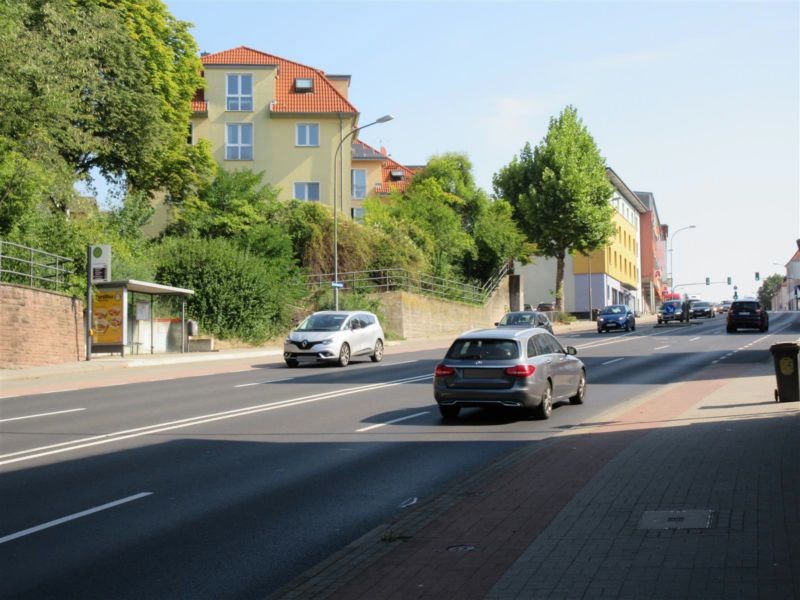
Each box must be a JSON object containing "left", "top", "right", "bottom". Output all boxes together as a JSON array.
[{"left": 566, "top": 346, "right": 577, "bottom": 355}]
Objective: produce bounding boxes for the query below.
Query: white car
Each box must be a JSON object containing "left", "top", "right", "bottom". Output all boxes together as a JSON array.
[{"left": 283, "top": 311, "right": 385, "bottom": 367}]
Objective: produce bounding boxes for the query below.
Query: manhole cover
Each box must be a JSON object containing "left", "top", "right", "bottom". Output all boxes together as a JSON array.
[
  {"left": 639, "top": 509, "right": 715, "bottom": 530},
  {"left": 447, "top": 544, "right": 476, "bottom": 552}
]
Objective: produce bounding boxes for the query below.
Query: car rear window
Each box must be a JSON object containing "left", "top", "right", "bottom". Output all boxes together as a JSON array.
[
  {"left": 446, "top": 339, "right": 520, "bottom": 360},
  {"left": 732, "top": 301, "right": 759, "bottom": 311}
]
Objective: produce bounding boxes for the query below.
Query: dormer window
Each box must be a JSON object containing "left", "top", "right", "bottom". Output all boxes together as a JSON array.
[
  {"left": 295, "top": 78, "right": 314, "bottom": 93},
  {"left": 390, "top": 170, "right": 404, "bottom": 181}
]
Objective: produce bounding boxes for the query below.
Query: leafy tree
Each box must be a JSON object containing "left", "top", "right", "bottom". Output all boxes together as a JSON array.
[
  {"left": 758, "top": 273, "right": 784, "bottom": 308},
  {"left": 493, "top": 106, "right": 615, "bottom": 311}
]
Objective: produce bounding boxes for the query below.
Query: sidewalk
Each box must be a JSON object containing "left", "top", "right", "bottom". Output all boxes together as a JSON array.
[{"left": 272, "top": 357, "right": 799, "bottom": 599}]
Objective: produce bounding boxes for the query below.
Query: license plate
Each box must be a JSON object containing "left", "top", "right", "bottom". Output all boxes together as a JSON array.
[
  {"left": 739, "top": 311, "right": 750, "bottom": 315},
  {"left": 462, "top": 368, "right": 504, "bottom": 379}
]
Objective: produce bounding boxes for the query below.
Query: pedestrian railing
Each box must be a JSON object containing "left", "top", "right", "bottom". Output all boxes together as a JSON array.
[
  {"left": 0, "top": 240, "right": 75, "bottom": 293},
  {"left": 308, "top": 261, "right": 512, "bottom": 306}
]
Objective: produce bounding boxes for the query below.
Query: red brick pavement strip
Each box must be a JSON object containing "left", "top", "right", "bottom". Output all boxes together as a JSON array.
[{"left": 272, "top": 370, "right": 734, "bottom": 600}]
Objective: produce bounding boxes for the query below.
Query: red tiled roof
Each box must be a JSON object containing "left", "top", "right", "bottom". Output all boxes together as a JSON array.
[
  {"left": 352, "top": 140, "right": 417, "bottom": 194},
  {"left": 200, "top": 46, "right": 357, "bottom": 114}
]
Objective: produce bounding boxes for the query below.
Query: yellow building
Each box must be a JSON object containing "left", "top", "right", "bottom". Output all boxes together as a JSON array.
[
  {"left": 350, "top": 140, "right": 419, "bottom": 220},
  {"left": 191, "top": 46, "right": 360, "bottom": 215}
]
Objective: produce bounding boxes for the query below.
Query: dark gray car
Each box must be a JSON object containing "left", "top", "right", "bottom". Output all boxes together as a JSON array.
[
  {"left": 495, "top": 310, "right": 554, "bottom": 334},
  {"left": 433, "top": 328, "right": 586, "bottom": 420}
]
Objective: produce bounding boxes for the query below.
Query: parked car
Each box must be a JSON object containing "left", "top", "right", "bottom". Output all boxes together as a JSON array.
[
  {"left": 536, "top": 302, "right": 555, "bottom": 311},
  {"left": 690, "top": 300, "right": 716, "bottom": 319},
  {"left": 657, "top": 300, "right": 685, "bottom": 324},
  {"left": 495, "top": 311, "right": 554, "bottom": 334},
  {"left": 596, "top": 304, "right": 636, "bottom": 333},
  {"left": 726, "top": 299, "right": 769, "bottom": 333},
  {"left": 283, "top": 311, "right": 384, "bottom": 367},
  {"left": 433, "top": 328, "right": 586, "bottom": 420}
]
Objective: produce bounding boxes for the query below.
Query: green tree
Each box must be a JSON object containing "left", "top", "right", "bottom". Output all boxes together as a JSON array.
[
  {"left": 493, "top": 106, "right": 615, "bottom": 311},
  {"left": 758, "top": 273, "right": 784, "bottom": 308}
]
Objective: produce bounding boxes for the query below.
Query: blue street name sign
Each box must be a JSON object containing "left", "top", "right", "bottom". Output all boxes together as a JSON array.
[{"left": 331, "top": 281, "right": 344, "bottom": 289}]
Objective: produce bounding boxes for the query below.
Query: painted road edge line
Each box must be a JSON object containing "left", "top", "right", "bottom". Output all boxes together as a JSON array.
[
  {"left": 0, "top": 492, "right": 152, "bottom": 545},
  {"left": 600, "top": 358, "right": 625, "bottom": 366},
  {"left": 356, "top": 411, "right": 430, "bottom": 432},
  {"left": 0, "top": 408, "right": 85, "bottom": 423}
]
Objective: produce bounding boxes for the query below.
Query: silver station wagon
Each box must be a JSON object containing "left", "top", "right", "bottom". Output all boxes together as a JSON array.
[
  {"left": 433, "top": 328, "right": 586, "bottom": 420},
  {"left": 284, "top": 311, "right": 384, "bottom": 367}
]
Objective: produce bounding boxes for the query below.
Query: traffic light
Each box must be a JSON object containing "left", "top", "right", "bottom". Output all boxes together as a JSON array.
[
  {"left": 727, "top": 276, "right": 732, "bottom": 285},
  {"left": 755, "top": 272, "right": 760, "bottom": 281},
  {"left": 705, "top": 277, "right": 710, "bottom": 285}
]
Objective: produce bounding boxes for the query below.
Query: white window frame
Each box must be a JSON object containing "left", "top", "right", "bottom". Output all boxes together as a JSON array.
[
  {"left": 226, "top": 73, "right": 253, "bottom": 111},
  {"left": 225, "top": 123, "right": 253, "bottom": 161},
  {"left": 351, "top": 168, "right": 367, "bottom": 199},
  {"left": 296, "top": 123, "right": 320, "bottom": 147},
  {"left": 294, "top": 182, "right": 320, "bottom": 202}
]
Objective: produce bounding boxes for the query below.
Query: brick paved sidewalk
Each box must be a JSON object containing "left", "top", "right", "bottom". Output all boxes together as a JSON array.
[{"left": 272, "top": 359, "right": 799, "bottom": 599}]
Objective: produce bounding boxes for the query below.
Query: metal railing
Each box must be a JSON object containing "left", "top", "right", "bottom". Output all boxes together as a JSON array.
[
  {"left": 0, "top": 240, "right": 75, "bottom": 292},
  {"left": 307, "top": 261, "right": 512, "bottom": 306}
]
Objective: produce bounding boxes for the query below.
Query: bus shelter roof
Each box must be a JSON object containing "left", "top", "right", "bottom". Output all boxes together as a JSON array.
[{"left": 95, "top": 279, "right": 194, "bottom": 297}]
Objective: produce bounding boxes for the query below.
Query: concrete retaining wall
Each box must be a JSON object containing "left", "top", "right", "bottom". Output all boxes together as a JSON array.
[
  {"left": 378, "top": 277, "right": 510, "bottom": 339},
  {"left": 0, "top": 284, "right": 85, "bottom": 368}
]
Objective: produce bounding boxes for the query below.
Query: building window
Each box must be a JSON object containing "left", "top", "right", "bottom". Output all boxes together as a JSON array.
[
  {"left": 294, "top": 182, "right": 320, "bottom": 201},
  {"left": 295, "top": 78, "right": 314, "bottom": 93},
  {"left": 351, "top": 207, "right": 366, "bottom": 222},
  {"left": 226, "top": 74, "right": 253, "bottom": 111},
  {"left": 352, "top": 169, "right": 367, "bottom": 199},
  {"left": 225, "top": 123, "right": 253, "bottom": 160},
  {"left": 296, "top": 123, "right": 319, "bottom": 147}
]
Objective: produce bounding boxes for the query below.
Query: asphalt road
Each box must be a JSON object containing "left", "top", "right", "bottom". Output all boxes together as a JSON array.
[{"left": 1, "top": 312, "right": 797, "bottom": 599}]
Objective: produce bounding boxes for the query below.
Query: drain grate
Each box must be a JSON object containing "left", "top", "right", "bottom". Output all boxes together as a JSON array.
[{"left": 639, "top": 509, "right": 715, "bottom": 530}]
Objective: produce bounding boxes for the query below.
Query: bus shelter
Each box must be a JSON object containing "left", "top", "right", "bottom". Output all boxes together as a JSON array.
[{"left": 89, "top": 279, "right": 194, "bottom": 358}]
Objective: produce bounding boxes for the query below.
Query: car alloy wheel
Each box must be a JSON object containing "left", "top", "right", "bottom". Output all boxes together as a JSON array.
[
  {"left": 370, "top": 339, "right": 384, "bottom": 362},
  {"left": 337, "top": 343, "right": 351, "bottom": 367},
  {"left": 570, "top": 371, "right": 586, "bottom": 405},
  {"left": 439, "top": 405, "right": 460, "bottom": 419},
  {"left": 536, "top": 383, "right": 553, "bottom": 420}
]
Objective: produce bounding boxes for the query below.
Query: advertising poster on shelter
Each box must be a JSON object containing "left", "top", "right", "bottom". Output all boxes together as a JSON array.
[{"left": 93, "top": 288, "right": 125, "bottom": 345}]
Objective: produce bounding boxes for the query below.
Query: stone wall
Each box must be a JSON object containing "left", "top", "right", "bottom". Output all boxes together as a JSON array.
[
  {"left": 378, "top": 277, "right": 510, "bottom": 339},
  {"left": 0, "top": 284, "right": 85, "bottom": 368}
]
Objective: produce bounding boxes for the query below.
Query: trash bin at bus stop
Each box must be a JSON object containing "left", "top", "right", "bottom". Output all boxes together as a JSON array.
[{"left": 770, "top": 342, "right": 799, "bottom": 402}]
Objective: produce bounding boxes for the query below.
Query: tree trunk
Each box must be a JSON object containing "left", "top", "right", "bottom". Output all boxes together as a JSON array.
[{"left": 555, "top": 252, "right": 565, "bottom": 313}]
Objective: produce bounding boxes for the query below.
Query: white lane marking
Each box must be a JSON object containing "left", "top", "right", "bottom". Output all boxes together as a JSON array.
[
  {"left": 0, "top": 492, "right": 152, "bottom": 545},
  {"left": 0, "top": 374, "right": 433, "bottom": 466},
  {"left": 600, "top": 358, "right": 625, "bottom": 366},
  {"left": 355, "top": 411, "right": 430, "bottom": 432},
  {"left": 712, "top": 360, "right": 720, "bottom": 364},
  {"left": 689, "top": 337, "right": 701, "bottom": 342},
  {"left": 399, "top": 497, "right": 418, "bottom": 508},
  {"left": 654, "top": 345, "right": 670, "bottom": 350},
  {"left": 234, "top": 377, "right": 295, "bottom": 388},
  {"left": 383, "top": 360, "right": 420, "bottom": 367},
  {"left": 0, "top": 408, "right": 85, "bottom": 423}
]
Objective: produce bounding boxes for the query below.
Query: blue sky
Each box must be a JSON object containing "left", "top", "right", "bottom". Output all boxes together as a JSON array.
[{"left": 167, "top": 0, "right": 798, "bottom": 301}]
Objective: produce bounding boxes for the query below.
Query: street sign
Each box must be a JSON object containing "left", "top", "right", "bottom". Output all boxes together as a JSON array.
[{"left": 331, "top": 281, "right": 344, "bottom": 289}]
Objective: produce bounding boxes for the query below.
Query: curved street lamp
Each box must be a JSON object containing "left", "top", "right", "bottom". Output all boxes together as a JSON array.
[
  {"left": 332, "top": 114, "right": 394, "bottom": 310},
  {"left": 668, "top": 225, "right": 696, "bottom": 296}
]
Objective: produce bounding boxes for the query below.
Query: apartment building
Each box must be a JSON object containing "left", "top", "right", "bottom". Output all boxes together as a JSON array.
[
  {"left": 350, "top": 140, "right": 418, "bottom": 220},
  {"left": 190, "top": 46, "right": 359, "bottom": 215},
  {"left": 634, "top": 191, "right": 668, "bottom": 314}
]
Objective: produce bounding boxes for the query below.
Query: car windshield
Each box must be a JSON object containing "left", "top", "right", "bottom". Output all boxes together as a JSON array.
[
  {"left": 296, "top": 314, "right": 347, "bottom": 331},
  {"left": 600, "top": 305, "right": 624, "bottom": 315},
  {"left": 732, "top": 302, "right": 759, "bottom": 311},
  {"left": 498, "top": 313, "right": 536, "bottom": 326},
  {"left": 694, "top": 302, "right": 710, "bottom": 308},
  {"left": 446, "top": 338, "right": 520, "bottom": 360}
]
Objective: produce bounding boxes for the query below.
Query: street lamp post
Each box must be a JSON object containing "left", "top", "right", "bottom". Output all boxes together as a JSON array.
[
  {"left": 332, "top": 114, "right": 394, "bottom": 310},
  {"left": 668, "top": 225, "right": 696, "bottom": 296}
]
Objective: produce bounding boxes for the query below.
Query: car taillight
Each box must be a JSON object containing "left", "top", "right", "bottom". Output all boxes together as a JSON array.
[
  {"left": 504, "top": 364, "right": 536, "bottom": 377},
  {"left": 434, "top": 364, "right": 455, "bottom": 377}
]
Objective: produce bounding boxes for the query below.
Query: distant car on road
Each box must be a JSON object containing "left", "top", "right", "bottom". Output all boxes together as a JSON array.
[
  {"left": 657, "top": 300, "right": 685, "bottom": 324},
  {"left": 536, "top": 302, "right": 555, "bottom": 312},
  {"left": 690, "top": 301, "right": 716, "bottom": 319},
  {"left": 727, "top": 300, "right": 769, "bottom": 333},
  {"left": 495, "top": 311, "right": 554, "bottom": 334},
  {"left": 718, "top": 300, "right": 732, "bottom": 313},
  {"left": 596, "top": 304, "right": 636, "bottom": 333},
  {"left": 284, "top": 311, "right": 384, "bottom": 367},
  {"left": 433, "top": 328, "right": 585, "bottom": 420}
]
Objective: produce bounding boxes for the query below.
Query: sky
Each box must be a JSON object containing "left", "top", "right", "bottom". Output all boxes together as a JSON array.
[{"left": 166, "top": 0, "right": 799, "bottom": 301}]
